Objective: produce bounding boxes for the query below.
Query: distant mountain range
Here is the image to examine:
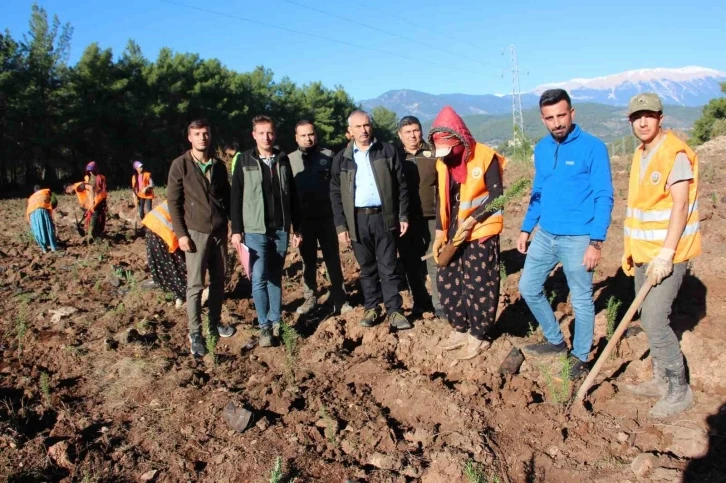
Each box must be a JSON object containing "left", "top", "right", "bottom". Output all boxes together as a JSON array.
[{"left": 361, "top": 66, "right": 726, "bottom": 120}]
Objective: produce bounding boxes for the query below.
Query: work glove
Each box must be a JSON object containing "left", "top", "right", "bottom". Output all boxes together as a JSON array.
[
  {"left": 646, "top": 248, "right": 675, "bottom": 286},
  {"left": 451, "top": 217, "right": 477, "bottom": 246},
  {"left": 432, "top": 230, "right": 445, "bottom": 264},
  {"left": 621, "top": 255, "right": 635, "bottom": 277}
]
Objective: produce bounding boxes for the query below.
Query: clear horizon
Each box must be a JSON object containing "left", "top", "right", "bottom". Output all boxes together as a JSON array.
[{"left": 4, "top": 0, "right": 726, "bottom": 101}]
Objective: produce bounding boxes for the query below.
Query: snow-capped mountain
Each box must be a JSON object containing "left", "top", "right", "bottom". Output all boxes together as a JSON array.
[
  {"left": 532, "top": 66, "right": 726, "bottom": 106},
  {"left": 361, "top": 66, "right": 726, "bottom": 120}
]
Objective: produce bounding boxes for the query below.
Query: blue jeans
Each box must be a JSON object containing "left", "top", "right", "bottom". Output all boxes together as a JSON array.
[
  {"left": 518, "top": 229, "right": 594, "bottom": 361},
  {"left": 246, "top": 229, "right": 289, "bottom": 329}
]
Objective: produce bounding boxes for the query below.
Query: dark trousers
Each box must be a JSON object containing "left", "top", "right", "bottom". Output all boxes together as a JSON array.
[
  {"left": 137, "top": 198, "right": 152, "bottom": 220},
  {"left": 299, "top": 217, "right": 346, "bottom": 306},
  {"left": 438, "top": 235, "right": 500, "bottom": 340},
  {"left": 351, "top": 211, "right": 403, "bottom": 314},
  {"left": 397, "top": 217, "right": 433, "bottom": 309}
]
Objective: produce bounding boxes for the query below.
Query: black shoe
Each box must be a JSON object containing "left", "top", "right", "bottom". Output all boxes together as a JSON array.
[
  {"left": 521, "top": 340, "right": 568, "bottom": 358},
  {"left": 259, "top": 327, "right": 273, "bottom": 348},
  {"left": 360, "top": 308, "right": 380, "bottom": 327},
  {"left": 568, "top": 356, "right": 589, "bottom": 380},
  {"left": 189, "top": 333, "right": 207, "bottom": 357}
]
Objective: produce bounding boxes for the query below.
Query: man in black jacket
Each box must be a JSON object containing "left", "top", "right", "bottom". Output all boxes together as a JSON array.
[
  {"left": 330, "top": 110, "right": 411, "bottom": 329},
  {"left": 231, "top": 115, "right": 302, "bottom": 347},
  {"left": 289, "top": 120, "right": 352, "bottom": 316},
  {"left": 167, "top": 119, "right": 235, "bottom": 357}
]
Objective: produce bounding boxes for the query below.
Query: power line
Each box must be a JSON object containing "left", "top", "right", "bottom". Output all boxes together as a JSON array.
[
  {"left": 506, "top": 45, "right": 526, "bottom": 160},
  {"left": 158, "top": 0, "right": 499, "bottom": 79},
  {"left": 278, "top": 0, "right": 502, "bottom": 77},
  {"left": 354, "top": 0, "right": 501, "bottom": 70}
]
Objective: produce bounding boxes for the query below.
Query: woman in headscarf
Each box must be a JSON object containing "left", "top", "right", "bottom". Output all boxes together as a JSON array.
[
  {"left": 68, "top": 161, "right": 108, "bottom": 239},
  {"left": 27, "top": 185, "right": 58, "bottom": 253},
  {"left": 428, "top": 106, "right": 506, "bottom": 360}
]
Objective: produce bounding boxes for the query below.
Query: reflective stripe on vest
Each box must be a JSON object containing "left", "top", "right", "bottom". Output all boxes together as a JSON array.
[
  {"left": 141, "top": 201, "right": 179, "bottom": 252},
  {"left": 437, "top": 142, "right": 506, "bottom": 243},
  {"left": 623, "top": 131, "right": 701, "bottom": 264}
]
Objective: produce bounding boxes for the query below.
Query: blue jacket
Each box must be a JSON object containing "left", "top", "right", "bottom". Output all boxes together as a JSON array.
[{"left": 521, "top": 124, "right": 613, "bottom": 240}]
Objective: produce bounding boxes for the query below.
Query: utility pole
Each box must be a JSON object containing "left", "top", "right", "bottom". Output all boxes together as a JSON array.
[{"left": 507, "top": 45, "right": 526, "bottom": 161}]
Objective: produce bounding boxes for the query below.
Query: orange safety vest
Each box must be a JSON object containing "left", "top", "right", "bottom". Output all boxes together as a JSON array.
[
  {"left": 26, "top": 189, "right": 53, "bottom": 221},
  {"left": 74, "top": 174, "right": 108, "bottom": 210},
  {"left": 132, "top": 171, "right": 154, "bottom": 199},
  {"left": 141, "top": 201, "right": 179, "bottom": 252},
  {"left": 437, "top": 143, "right": 506, "bottom": 242},
  {"left": 624, "top": 131, "right": 701, "bottom": 265}
]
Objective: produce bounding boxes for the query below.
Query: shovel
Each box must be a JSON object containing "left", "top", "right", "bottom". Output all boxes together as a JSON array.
[{"left": 575, "top": 280, "right": 653, "bottom": 403}]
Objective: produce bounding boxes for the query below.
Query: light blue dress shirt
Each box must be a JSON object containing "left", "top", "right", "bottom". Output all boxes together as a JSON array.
[{"left": 353, "top": 141, "right": 382, "bottom": 207}]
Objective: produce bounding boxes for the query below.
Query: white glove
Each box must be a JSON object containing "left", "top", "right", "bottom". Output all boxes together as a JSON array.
[{"left": 646, "top": 248, "right": 675, "bottom": 286}]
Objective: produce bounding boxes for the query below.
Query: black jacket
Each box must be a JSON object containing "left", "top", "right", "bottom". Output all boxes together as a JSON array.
[{"left": 330, "top": 139, "right": 409, "bottom": 242}]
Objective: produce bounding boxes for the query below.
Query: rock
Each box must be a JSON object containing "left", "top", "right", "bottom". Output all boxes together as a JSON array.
[
  {"left": 617, "top": 432, "right": 629, "bottom": 442},
  {"left": 368, "top": 452, "right": 399, "bottom": 471},
  {"left": 222, "top": 402, "right": 254, "bottom": 433},
  {"left": 139, "top": 469, "right": 158, "bottom": 482},
  {"left": 631, "top": 453, "right": 658, "bottom": 477},
  {"left": 118, "top": 328, "right": 140, "bottom": 344},
  {"left": 662, "top": 425, "right": 709, "bottom": 458},
  {"left": 49, "top": 306, "right": 78, "bottom": 324},
  {"left": 255, "top": 418, "right": 269, "bottom": 432},
  {"left": 47, "top": 441, "right": 73, "bottom": 469},
  {"left": 499, "top": 347, "right": 525, "bottom": 375}
]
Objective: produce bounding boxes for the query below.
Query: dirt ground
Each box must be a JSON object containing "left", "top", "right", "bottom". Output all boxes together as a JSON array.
[{"left": 2, "top": 137, "right": 726, "bottom": 483}]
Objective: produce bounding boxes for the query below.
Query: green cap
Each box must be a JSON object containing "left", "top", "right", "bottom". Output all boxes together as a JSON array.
[{"left": 628, "top": 93, "right": 663, "bottom": 116}]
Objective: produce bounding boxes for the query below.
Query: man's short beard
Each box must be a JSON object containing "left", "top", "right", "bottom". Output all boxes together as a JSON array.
[{"left": 299, "top": 144, "right": 316, "bottom": 154}]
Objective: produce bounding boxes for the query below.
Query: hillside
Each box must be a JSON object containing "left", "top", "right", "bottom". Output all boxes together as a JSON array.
[{"left": 422, "top": 103, "right": 703, "bottom": 145}]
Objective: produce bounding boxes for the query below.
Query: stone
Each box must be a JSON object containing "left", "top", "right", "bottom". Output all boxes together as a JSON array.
[
  {"left": 139, "top": 469, "right": 158, "bottom": 481},
  {"left": 630, "top": 453, "right": 658, "bottom": 477},
  {"left": 47, "top": 441, "right": 73, "bottom": 469},
  {"left": 49, "top": 306, "right": 78, "bottom": 324},
  {"left": 222, "top": 401, "right": 254, "bottom": 433},
  {"left": 499, "top": 347, "right": 525, "bottom": 376},
  {"left": 368, "top": 452, "right": 399, "bottom": 471},
  {"left": 255, "top": 418, "right": 270, "bottom": 432},
  {"left": 617, "top": 432, "right": 629, "bottom": 442}
]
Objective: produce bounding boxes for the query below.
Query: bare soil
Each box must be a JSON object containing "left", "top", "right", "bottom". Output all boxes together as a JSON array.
[{"left": 2, "top": 137, "right": 726, "bottom": 482}]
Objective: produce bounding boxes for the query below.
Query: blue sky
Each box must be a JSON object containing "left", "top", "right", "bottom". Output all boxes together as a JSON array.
[{"left": 4, "top": 0, "right": 725, "bottom": 102}]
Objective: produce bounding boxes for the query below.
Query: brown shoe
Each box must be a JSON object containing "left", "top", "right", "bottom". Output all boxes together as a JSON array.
[
  {"left": 438, "top": 330, "right": 469, "bottom": 351},
  {"left": 454, "top": 334, "right": 490, "bottom": 360}
]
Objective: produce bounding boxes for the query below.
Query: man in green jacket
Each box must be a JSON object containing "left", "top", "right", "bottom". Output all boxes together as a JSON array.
[
  {"left": 288, "top": 120, "right": 352, "bottom": 316},
  {"left": 231, "top": 115, "right": 302, "bottom": 347}
]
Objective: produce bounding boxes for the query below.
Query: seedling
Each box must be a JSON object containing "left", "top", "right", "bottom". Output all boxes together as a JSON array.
[
  {"left": 40, "top": 371, "right": 51, "bottom": 406},
  {"left": 464, "top": 460, "right": 500, "bottom": 483},
  {"left": 318, "top": 404, "right": 338, "bottom": 446},
  {"left": 540, "top": 354, "right": 573, "bottom": 406},
  {"left": 605, "top": 296, "right": 622, "bottom": 341},
  {"left": 203, "top": 316, "right": 218, "bottom": 365},
  {"left": 15, "top": 302, "right": 29, "bottom": 356},
  {"left": 269, "top": 456, "right": 297, "bottom": 483},
  {"left": 280, "top": 321, "right": 300, "bottom": 381}
]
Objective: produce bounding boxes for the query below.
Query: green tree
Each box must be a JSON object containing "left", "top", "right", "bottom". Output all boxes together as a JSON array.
[
  {"left": 371, "top": 105, "right": 398, "bottom": 144},
  {"left": 690, "top": 82, "right": 726, "bottom": 145}
]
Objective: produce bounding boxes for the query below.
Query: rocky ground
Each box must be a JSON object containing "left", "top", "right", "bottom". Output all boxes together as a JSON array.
[{"left": 1, "top": 136, "right": 726, "bottom": 483}]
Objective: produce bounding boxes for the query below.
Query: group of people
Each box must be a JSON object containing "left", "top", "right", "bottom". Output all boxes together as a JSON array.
[{"left": 25, "top": 88, "right": 700, "bottom": 419}]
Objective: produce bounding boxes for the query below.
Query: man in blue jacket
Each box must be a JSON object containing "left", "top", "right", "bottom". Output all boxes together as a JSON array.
[{"left": 517, "top": 89, "right": 614, "bottom": 379}]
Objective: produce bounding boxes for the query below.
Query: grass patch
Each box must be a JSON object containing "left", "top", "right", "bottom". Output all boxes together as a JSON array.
[
  {"left": 15, "top": 302, "right": 29, "bottom": 356},
  {"left": 464, "top": 460, "right": 500, "bottom": 483}
]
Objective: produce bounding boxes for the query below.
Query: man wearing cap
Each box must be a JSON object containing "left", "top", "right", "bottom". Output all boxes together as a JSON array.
[
  {"left": 168, "top": 119, "right": 235, "bottom": 357},
  {"left": 330, "top": 109, "right": 411, "bottom": 330},
  {"left": 131, "top": 160, "right": 155, "bottom": 220},
  {"left": 396, "top": 115, "right": 440, "bottom": 318},
  {"left": 618, "top": 93, "right": 700, "bottom": 418},
  {"left": 288, "top": 119, "right": 352, "bottom": 316},
  {"left": 517, "top": 89, "right": 614, "bottom": 380}
]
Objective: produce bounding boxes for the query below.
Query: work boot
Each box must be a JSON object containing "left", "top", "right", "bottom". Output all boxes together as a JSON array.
[
  {"left": 621, "top": 359, "right": 667, "bottom": 398},
  {"left": 438, "top": 329, "right": 469, "bottom": 351},
  {"left": 259, "top": 327, "right": 274, "bottom": 348},
  {"left": 388, "top": 312, "right": 412, "bottom": 330},
  {"left": 296, "top": 296, "right": 317, "bottom": 315},
  {"left": 649, "top": 367, "right": 694, "bottom": 419},
  {"left": 568, "top": 356, "right": 589, "bottom": 380},
  {"left": 521, "top": 340, "right": 568, "bottom": 358},
  {"left": 454, "top": 334, "right": 490, "bottom": 360},
  {"left": 217, "top": 324, "right": 236, "bottom": 338},
  {"left": 360, "top": 308, "right": 380, "bottom": 327},
  {"left": 189, "top": 333, "right": 207, "bottom": 357},
  {"left": 272, "top": 322, "right": 281, "bottom": 338}
]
